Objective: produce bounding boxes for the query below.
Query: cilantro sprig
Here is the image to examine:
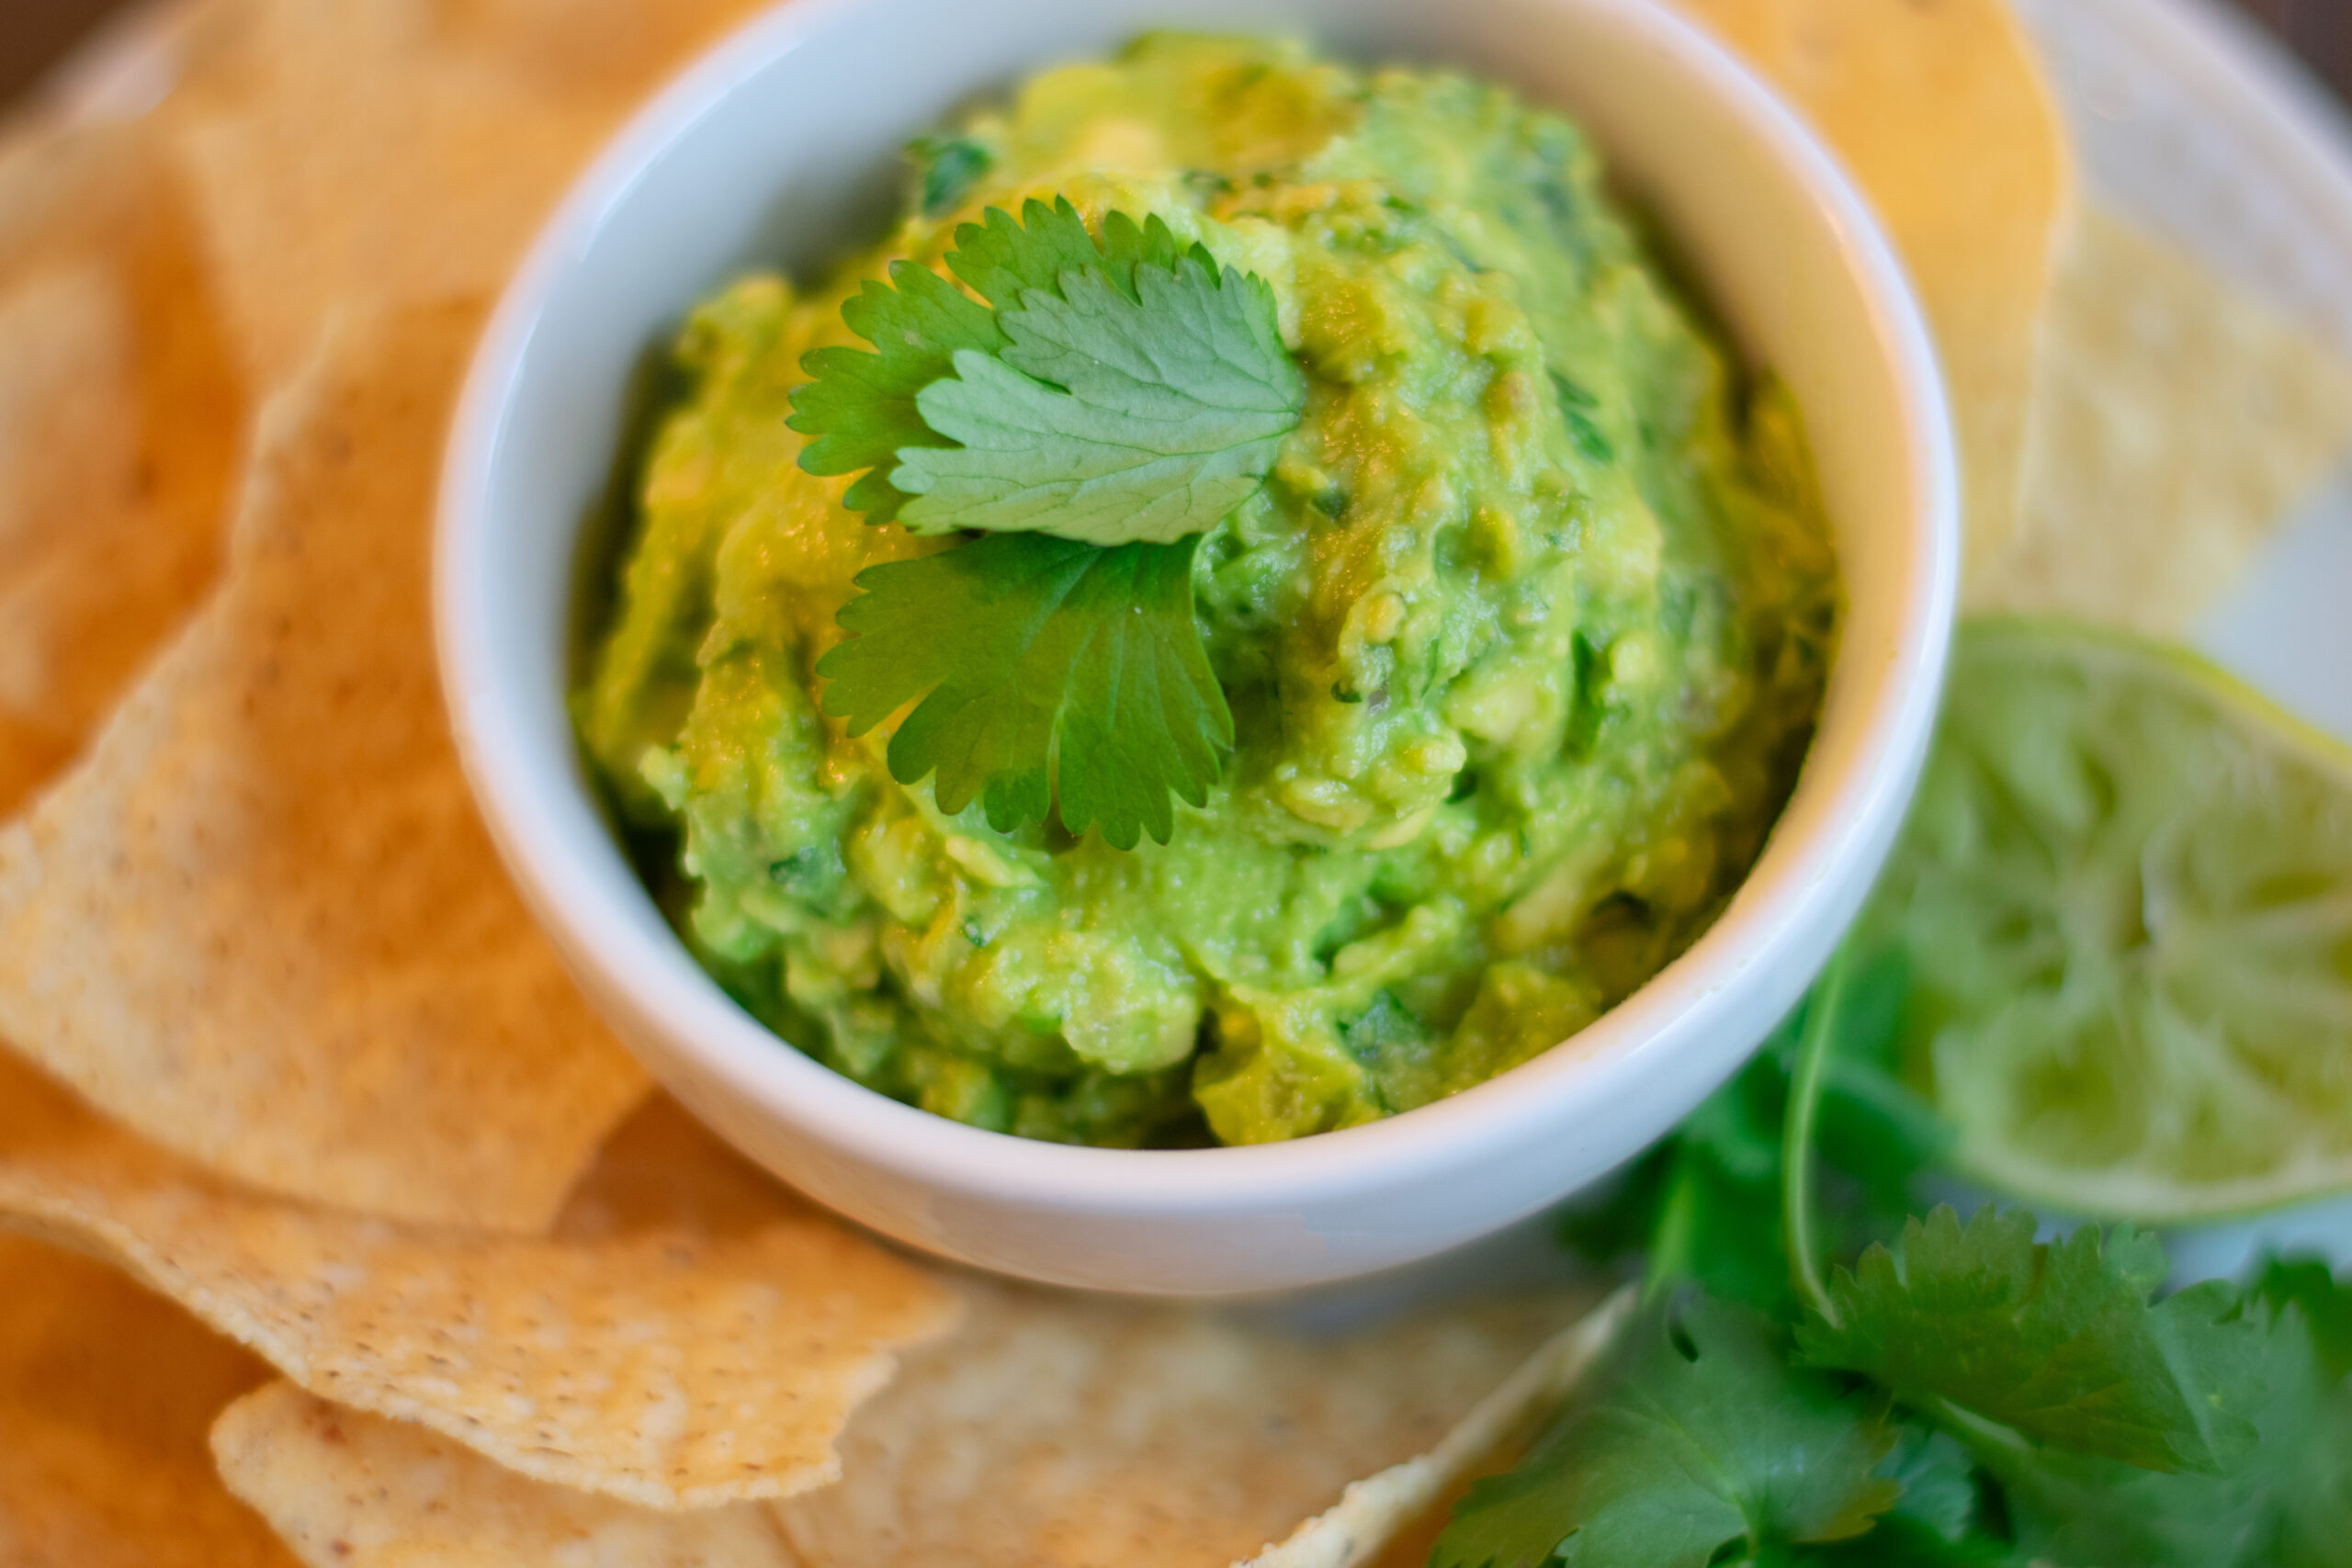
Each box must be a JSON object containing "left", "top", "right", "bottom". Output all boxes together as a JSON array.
[
  {"left": 1798, "top": 1208, "right": 2265, "bottom": 1476},
  {"left": 814, "top": 532, "right": 1229, "bottom": 849},
  {"left": 787, "top": 198, "right": 1304, "bottom": 848},
  {"left": 1441, "top": 945, "right": 2352, "bottom": 1568},
  {"left": 1440, "top": 1297, "right": 1901, "bottom": 1568}
]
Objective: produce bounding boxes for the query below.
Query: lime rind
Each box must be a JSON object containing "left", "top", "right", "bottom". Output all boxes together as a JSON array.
[
  {"left": 1959, "top": 615, "right": 2352, "bottom": 780},
  {"left": 1864, "top": 616, "right": 2352, "bottom": 1223}
]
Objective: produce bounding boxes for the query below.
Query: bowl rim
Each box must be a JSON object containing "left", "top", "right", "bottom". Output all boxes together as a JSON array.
[{"left": 438, "top": 0, "right": 1960, "bottom": 1216}]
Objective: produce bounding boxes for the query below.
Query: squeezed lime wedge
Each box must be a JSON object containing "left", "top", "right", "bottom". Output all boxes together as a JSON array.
[{"left": 1861, "top": 618, "right": 2352, "bottom": 1221}]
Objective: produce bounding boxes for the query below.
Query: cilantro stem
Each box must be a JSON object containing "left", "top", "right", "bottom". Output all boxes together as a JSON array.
[
  {"left": 1921, "top": 1392, "right": 2031, "bottom": 1456},
  {"left": 1783, "top": 943, "right": 1854, "bottom": 1327},
  {"left": 1643, "top": 1156, "right": 1703, "bottom": 1303}
]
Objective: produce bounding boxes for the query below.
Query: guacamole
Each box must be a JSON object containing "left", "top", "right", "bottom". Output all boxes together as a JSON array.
[{"left": 577, "top": 36, "right": 1839, "bottom": 1147}]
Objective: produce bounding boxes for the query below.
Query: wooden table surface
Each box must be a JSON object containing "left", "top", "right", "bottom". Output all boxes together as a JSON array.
[{"left": 5, "top": 0, "right": 2352, "bottom": 113}]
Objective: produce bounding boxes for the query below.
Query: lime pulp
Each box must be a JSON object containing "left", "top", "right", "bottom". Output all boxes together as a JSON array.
[{"left": 1860, "top": 617, "right": 2352, "bottom": 1222}]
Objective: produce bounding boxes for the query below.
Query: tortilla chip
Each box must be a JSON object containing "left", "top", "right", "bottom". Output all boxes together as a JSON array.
[
  {"left": 553, "top": 1089, "right": 824, "bottom": 1243},
  {"left": 0, "top": 1052, "right": 963, "bottom": 1508},
  {"left": 0, "top": 302, "right": 648, "bottom": 1232},
  {"left": 212, "top": 1382, "right": 802, "bottom": 1568},
  {"left": 1674, "top": 0, "right": 2074, "bottom": 581},
  {"left": 770, "top": 1281, "right": 1596, "bottom": 1568},
  {"left": 1972, "top": 207, "right": 2352, "bottom": 634},
  {"left": 0, "top": 123, "right": 243, "bottom": 818},
  {"left": 1241, "top": 1290, "right": 1632, "bottom": 1568},
  {"left": 0, "top": 1233, "right": 294, "bottom": 1568},
  {"left": 159, "top": 0, "right": 769, "bottom": 384},
  {"left": 205, "top": 1284, "right": 1611, "bottom": 1568}
]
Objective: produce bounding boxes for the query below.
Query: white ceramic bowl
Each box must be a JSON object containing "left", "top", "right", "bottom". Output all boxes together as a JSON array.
[{"left": 439, "top": 0, "right": 1958, "bottom": 1296}]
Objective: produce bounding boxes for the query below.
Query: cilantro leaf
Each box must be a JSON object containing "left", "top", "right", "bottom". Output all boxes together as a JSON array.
[
  {"left": 1875, "top": 1426, "right": 1985, "bottom": 1546},
  {"left": 944, "top": 198, "right": 1185, "bottom": 305},
  {"left": 1795, "top": 1206, "right": 2266, "bottom": 1474},
  {"left": 787, "top": 261, "right": 1001, "bottom": 525},
  {"left": 896, "top": 240, "right": 1304, "bottom": 545},
  {"left": 1770, "top": 1517, "right": 2026, "bottom": 1566},
  {"left": 2251, "top": 1257, "right": 2352, "bottom": 1382},
  {"left": 814, "top": 531, "right": 1230, "bottom": 848},
  {"left": 1728, "top": 1429, "right": 2018, "bottom": 1567},
  {"left": 1432, "top": 1297, "right": 1900, "bottom": 1568},
  {"left": 784, "top": 197, "right": 1107, "bottom": 522},
  {"left": 791, "top": 196, "right": 1305, "bottom": 547},
  {"left": 1982, "top": 1290, "right": 2352, "bottom": 1568}
]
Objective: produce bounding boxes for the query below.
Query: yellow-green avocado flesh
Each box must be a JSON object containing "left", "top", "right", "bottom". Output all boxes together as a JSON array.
[{"left": 575, "top": 34, "right": 1840, "bottom": 1147}]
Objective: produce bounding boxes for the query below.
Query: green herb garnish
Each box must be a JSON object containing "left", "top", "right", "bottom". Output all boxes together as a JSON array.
[
  {"left": 787, "top": 197, "right": 1306, "bottom": 847},
  {"left": 910, "top": 134, "right": 993, "bottom": 218},
  {"left": 1798, "top": 1207, "right": 2264, "bottom": 1475},
  {"left": 1438, "top": 1297, "right": 1902, "bottom": 1568},
  {"left": 894, "top": 231, "right": 1301, "bottom": 544},
  {"left": 1440, "top": 947, "right": 2352, "bottom": 1568},
  {"left": 812, "top": 531, "right": 1228, "bottom": 850}
]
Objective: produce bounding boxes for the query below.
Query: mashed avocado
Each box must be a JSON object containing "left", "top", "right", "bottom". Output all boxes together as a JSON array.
[{"left": 576, "top": 35, "right": 1839, "bottom": 1147}]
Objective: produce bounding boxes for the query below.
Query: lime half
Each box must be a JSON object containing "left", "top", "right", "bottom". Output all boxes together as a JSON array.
[{"left": 1861, "top": 617, "right": 2352, "bottom": 1222}]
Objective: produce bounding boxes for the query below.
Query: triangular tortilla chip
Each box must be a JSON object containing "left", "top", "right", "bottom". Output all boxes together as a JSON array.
[
  {"left": 1973, "top": 207, "right": 2352, "bottom": 634},
  {"left": 0, "top": 1054, "right": 962, "bottom": 1509},
  {"left": 0, "top": 302, "right": 647, "bottom": 1232},
  {"left": 212, "top": 1382, "right": 803, "bottom": 1568},
  {"left": 770, "top": 1281, "right": 1596, "bottom": 1568},
  {"left": 1673, "top": 0, "right": 2074, "bottom": 581},
  {"left": 0, "top": 1233, "right": 295, "bottom": 1568},
  {"left": 160, "top": 0, "right": 771, "bottom": 383},
  {"left": 200, "top": 1244, "right": 1603, "bottom": 1568},
  {"left": 553, "top": 1090, "right": 829, "bottom": 1243},
  {"left": 0, "top": 122, "right": 243, "bottom": 818}
]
